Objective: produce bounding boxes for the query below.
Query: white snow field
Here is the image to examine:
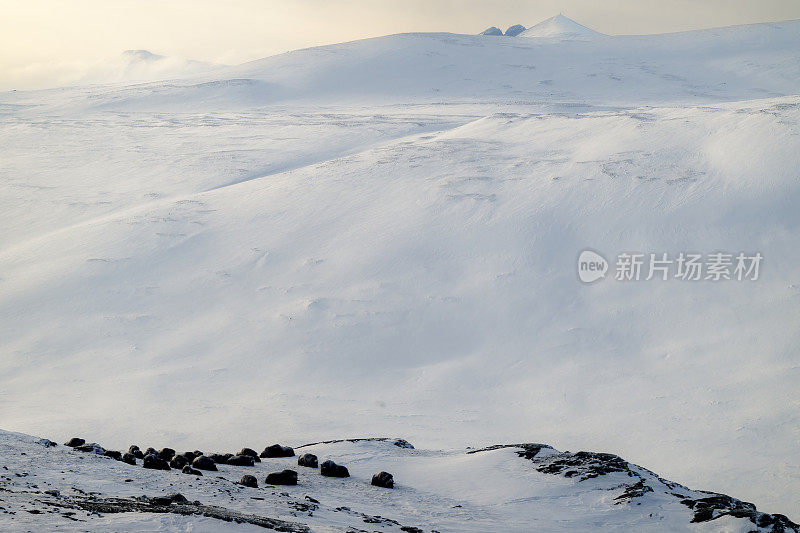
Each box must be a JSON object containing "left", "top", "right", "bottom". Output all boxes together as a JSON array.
[{"left": 1, "top": 14, "right": 799, "bottom": 527}]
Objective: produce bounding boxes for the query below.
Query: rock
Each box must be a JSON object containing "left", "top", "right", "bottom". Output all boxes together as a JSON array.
[
  {"left": 393, "top": 439, "right": 414, "bottom": 449},
  {"left": 44, "top": 489, "right": 60, "bottom": 497},
  {"left": 158, "top": 448, "right": 176, "bottom": 461},
  {"left": 165, "top": 492, "right": 188, "bottom": 503},
  {"left": 372, "top": 471, "right": 394, "bottom": 488},
  {"left": 182, "top": 465, "right": 203, "bottom": 476},
  {"left": 76, "top": 443, "right": 105, "bottom": 454},
  {"left": 143, "top": 454, "right": 170, "bottom": 470},
  {"left": 480, "top": 26, "right": 503, "bottom": 36},
  {"left": 239, "top": 474, "right": 258, "bottom": 488},
  {"left": 297, "top": 453, "right": 318, "bottom": 468},
  {"left": 121, "top": 453, "right": 137, "bottom": 465},
  {"left": 265, "top": 469, "right": 298, "bottom": 486},
  {"left": 239, "top": 448, "right": 261, "bottom": 462},
  {"left": 169, "top": 455, "right": 188, "bottom": 469},
  {"left": 260, "top": 444, "right": 295, "bottom": 458},
  {"left": 103, "top": 450, "right": 122, "bottom": 460},
  {"left": 320, "top": 460, "right": 349, "bottom": 478},
  {"left": 37, "top": 439, "right": 57, "bottom": 448},
  {"left": 504, "top": 24, "right": 526, "bottom": 36},
  {"left": 64, "top": 438, "right": 85, "bottom": 447},
  {"left": 192, "top": 455, "right": 218, "bottom": 471},
  {"left": 227, "top": 454, "right": 255, "bottom": 467},
  {"left": 209, "top": 453, "right": 229, "bottom": 464}
]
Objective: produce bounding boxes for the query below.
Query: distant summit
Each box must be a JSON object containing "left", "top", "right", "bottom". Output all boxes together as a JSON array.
[
  {"left": 519, "top": 14, "right": 602, "bottom": 39},
  {"left": 480, "top": 26, "right": 503, "bottom": 36},
  {"left": 504, "top": 24, "right": 527, "bottom": 37},
  {"left": 121, "top": 50, "right": 166, "bottom": 63}
]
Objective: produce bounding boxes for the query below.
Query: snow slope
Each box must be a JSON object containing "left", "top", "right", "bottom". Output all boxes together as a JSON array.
[
  {"left": 0, "top": 430, "right": 796, "bottom": 531},
  {"left": 0, "top": 15, "right": 799, "bottom": 520}
]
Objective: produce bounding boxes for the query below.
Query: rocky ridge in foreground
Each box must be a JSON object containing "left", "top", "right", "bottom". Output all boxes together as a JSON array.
[{"left": 0, "top": 430, "right": 796, "bottom": 532}]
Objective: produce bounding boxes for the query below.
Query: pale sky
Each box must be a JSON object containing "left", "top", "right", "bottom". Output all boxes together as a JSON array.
[{"left": 1, "top": 0, "right": 799, "bottom": 90}]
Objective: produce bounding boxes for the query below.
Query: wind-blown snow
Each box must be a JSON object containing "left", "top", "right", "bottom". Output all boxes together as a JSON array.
[{"left": 0, "top": 16, "right": 799, "bottom": 517}]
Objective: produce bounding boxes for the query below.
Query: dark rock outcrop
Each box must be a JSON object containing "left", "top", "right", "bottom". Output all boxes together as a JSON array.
[
  {"left": 297, "top": 453, "right": 318, "bottom": 468},
  {"left": 371, "top": 471, "right": 394, "bottom": 488},
  {"left": 76, "top": 443, "right": 105, "bottom": 454},
  {"left": 261, "top": 444, "right": 295, "bottom": 458},
  {"left": 265, "top": 469, "right": 298, "bottom": 486},
  {"left": 192, "top": 455, "right": 218, "bottom": 471},
  {"left": 320, "top": 460, "right": 349, "bottom": 478},
  {"left": 239, "top": 474, "right": 258, "bottom": 488}
]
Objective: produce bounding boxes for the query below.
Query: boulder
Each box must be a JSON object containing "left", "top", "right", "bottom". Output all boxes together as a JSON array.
[
  {"left": 372, "top": 471, "right": 394, "bottom": 488},
  {"left": 239, "top": 474, "right": 258, "bottom": 488},
  {"left": 481, "top": 26, "right": 503, "bottom": 36},
  {"left": 182, "top": 465, "right": 203, "bottom": 476},
  {"left": 265, "top": 469, "right": 298, "bottom": 486},
  {"left": 37, "top": 439, "right": 57, "bottom": 448},
  {"left": 504, "top": 24, "right": 526, "bottom": 36},
  {"left": 260, "top": 444, "right": 295, "bottom": 458},
  {"left": 103, "top": 450, "right": 122, "bottom": 460},
  {"left": 121, "top": 453, "right": 137, "bottom": 465},
  {"left": 320, "top": 460, "right": 349, "bottom": 478},
  {"left": 64, "top": 438, "right": 85, "bottom": 447},
  {"left": 142, "top": 454, "right": 170, "bottom": 470},
  {"left": 297, "top": 453, "right": 318, "bottom": 468},
  {"left": 192, "top": 455, "right": 218, "bottom": 471},
  {"left": 165, "top": 492, "right": 188, "bottom": 503},
  {"left": 150, "top": 493, "right": 186, "bottom": 506},
  {"left": 76, "top": 443, "right": 105, "bottom": 454},
  {"left": 158, "top": 448, "right": 176, "bottom": 461},
  {"left": 227, "top": 454, "right": 255, "bottom": 467},
  {"left": 169, "top": 455, "right": 188, "bottom": 469}
]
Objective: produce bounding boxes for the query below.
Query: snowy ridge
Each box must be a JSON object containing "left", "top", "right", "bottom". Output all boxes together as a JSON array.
[{"left": 0, "top": 430, "right": 796, "bottom": 532}]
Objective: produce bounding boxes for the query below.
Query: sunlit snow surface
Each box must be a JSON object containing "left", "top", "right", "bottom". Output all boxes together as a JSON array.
[{"left": 0, "top": 17, "right": 799, "bottom": 521}]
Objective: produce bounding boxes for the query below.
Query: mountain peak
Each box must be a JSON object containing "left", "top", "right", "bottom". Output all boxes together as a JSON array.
[{"left": 519, "top": 14, "right": 602, "bottom": 39}]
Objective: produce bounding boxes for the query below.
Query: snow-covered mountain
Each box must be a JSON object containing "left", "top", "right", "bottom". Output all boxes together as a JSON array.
[
  {"left": 519, "top": 14, "right": 602, "bottom": 39},
  {"left": 0, "top": 14, "right": 799, "bottom": 526}
]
